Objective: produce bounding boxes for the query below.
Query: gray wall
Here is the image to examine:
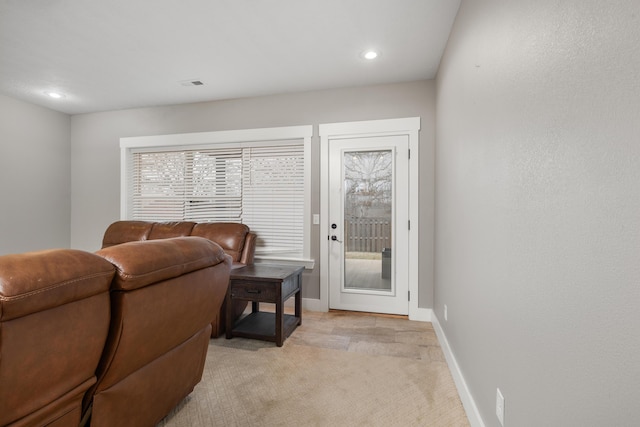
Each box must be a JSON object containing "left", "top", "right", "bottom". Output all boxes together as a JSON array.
[
  {"left": 71, "top": 80, "right": 436, "bottom": 305},
  {"left": 435, "top": 1, "right": 640, "bottom": 426},
  {"left": 0, "top": 93, "right": 71, "bottom": 255}
]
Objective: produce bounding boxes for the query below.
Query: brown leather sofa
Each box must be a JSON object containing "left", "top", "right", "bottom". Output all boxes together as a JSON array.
[
  {"left": 102, "top": 220, "right": 257, "bottom": 337},
  {"left": 0, "top": 236, "right": 231, "bottom": 427}
]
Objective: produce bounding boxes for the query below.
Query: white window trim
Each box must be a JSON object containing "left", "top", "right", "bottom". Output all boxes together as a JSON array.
[{"left": 120, "top": 125, "right": 314, "bottom": 269}]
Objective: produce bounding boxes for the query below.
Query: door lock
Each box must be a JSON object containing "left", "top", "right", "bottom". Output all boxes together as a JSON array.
[{"left": 330, "top": 224, "right": 341, "bottom": 242}]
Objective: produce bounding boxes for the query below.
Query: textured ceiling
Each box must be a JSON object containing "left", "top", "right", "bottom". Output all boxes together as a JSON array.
[{"left": 0, "top": 0, "right": 460, "bottom": 115}]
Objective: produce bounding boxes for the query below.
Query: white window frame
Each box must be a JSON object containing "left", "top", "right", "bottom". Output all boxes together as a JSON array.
[{"left": 120, "top": 125, "right": 314, "bottom": 269}]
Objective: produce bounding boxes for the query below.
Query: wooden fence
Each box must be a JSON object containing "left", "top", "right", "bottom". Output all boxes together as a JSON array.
[{"left": 345, "top": 217, "right": 391, "bottom": 253}]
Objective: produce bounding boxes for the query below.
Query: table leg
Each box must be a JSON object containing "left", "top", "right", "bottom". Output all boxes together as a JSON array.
[
  {"left": 225, "top": 290, "right": 233, "bottom": 339},
  {"left": 295, "top": 274, "right": 302, "bottom": 326},
  {"left": 275, "top": 298, "right": 283, "bottom": 347}
]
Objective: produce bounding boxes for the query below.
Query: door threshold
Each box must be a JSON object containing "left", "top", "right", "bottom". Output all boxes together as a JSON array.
[{"left": 328, "top": 309, "right": 408, "bottom": 320}]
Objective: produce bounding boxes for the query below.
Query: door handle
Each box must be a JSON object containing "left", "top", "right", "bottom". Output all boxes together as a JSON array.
[{"left": 331, "top": 235, "right": 342, "bottom": 243}]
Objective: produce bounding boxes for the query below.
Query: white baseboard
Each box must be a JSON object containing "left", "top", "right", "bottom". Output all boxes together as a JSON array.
[
  {"left": 409, "top": 307, "right": 432, "bottom": 322},
  {"left": 302, "top": 297, "right": 325, "bottom": 312},
  {"left": 432, "top": 315, "right": 486, "bottom": 427}
]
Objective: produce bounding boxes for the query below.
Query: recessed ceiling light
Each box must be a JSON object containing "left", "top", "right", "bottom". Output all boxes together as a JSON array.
[
  {"left": 45, "top": 91, "right": 65, "bottom": 99},
  {"left": 362, "top": 50, "right": 379, "bottom": 60}
]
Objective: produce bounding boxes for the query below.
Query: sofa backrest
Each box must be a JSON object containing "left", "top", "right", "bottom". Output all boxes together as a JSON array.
[
  {"left": 191, "top": 222, "right": 250, "bottom": 263},
  {"left": 148, "top": 221, "right": 196, "bottom": 240},
  {"left": 101, "top": 220, "right": 153, "bottom": 247},
  {"left": 102, "top": 220, "right": 256, "bottom": 266},
  {"left": 86, "top": 237, "right": 231, "bottom": 426},
  {"left": 0, "top": 249, "right": 114, "bottom": 427}
]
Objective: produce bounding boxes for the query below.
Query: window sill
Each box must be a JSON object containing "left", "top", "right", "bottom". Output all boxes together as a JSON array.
[{"left": 254, "top": 256, "right": 315, "bottom": 270}]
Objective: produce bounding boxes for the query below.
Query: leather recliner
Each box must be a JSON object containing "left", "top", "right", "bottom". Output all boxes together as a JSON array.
[
  {"left": 83, "top": 236, "right": 231, "bottom": 426},
  {"left": 0, "top": 249, "right": 115, "bottom": 427},
  {"left": 101, "top": 220, "right": 256, "bottom": 337}
]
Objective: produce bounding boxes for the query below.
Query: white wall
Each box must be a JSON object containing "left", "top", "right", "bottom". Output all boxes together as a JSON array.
[
  {"left": 0, "top": 93, "right": 71, "bottom": 255},
  {"left": 71, "top": 81, "right": 436, "bottom": 305},
  {"left": 435, "top": 1, "right": 640, "bottom": 425}
]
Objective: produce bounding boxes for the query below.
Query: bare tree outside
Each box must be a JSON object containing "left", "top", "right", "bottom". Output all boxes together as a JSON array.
[{"left": 344, "top": 150, "right": 392, "bottom": 219}]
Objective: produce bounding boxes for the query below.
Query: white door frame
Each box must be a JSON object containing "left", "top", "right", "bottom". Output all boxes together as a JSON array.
[
  {"left": 328, "top": 136, "right": 409, "bottom": 314},
  {"left": 319, "top": 117, "right": 421, "bottom": 319}
]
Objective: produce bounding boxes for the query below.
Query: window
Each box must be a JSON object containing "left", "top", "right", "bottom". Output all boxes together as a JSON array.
[{"left": 121, "top": 126, "right": 313, "bottom": 267}]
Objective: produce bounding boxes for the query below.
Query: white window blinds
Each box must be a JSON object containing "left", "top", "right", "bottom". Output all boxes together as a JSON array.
[
  {"left": 242, "top": 145, "right": 304, "bottom": 256},
  {"left": 129, "top": 142, "right": 304, "bottom": 257}
]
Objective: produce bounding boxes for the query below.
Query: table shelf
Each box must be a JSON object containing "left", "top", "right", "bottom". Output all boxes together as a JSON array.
[{"left": 231, "top": 312, "right": 300, "bottom": 343}]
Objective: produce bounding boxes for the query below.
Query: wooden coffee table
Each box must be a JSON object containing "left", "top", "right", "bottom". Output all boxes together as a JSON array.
[{"left": 225, "top": 264, "right": 304, "bottom": 347}]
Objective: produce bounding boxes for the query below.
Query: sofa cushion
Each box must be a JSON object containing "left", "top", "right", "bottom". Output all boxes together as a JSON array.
[
  {"left": 96, "top": 237, "right": 228, "bottom": 291},
  {"left": 191, "top": 222, "right": 249, "bottom": 262}
]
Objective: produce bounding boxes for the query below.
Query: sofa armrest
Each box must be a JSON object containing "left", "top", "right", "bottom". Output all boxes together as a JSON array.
[{"left": 239, "top": 231, "right": 257, "bottom": 265}]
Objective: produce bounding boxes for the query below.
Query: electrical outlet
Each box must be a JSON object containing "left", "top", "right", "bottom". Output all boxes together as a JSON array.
[
  {"left": 312, "top": 214, "right": 320, "bottom": 225},
  {"left": 496, "top": 388, "right": 505, "bottom": 426},
  {"left": 444, "top": 304, "right": 448, "bottom": 321}
]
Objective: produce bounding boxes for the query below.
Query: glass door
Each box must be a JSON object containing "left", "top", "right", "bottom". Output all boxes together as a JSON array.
[{"left": 328, "top": 135, "right": 409, "bottom": 315}]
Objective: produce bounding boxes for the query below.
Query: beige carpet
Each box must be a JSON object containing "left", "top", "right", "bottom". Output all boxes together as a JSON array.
[{"left": 158, "top": 310, "right": 469, "bottom": 427}]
